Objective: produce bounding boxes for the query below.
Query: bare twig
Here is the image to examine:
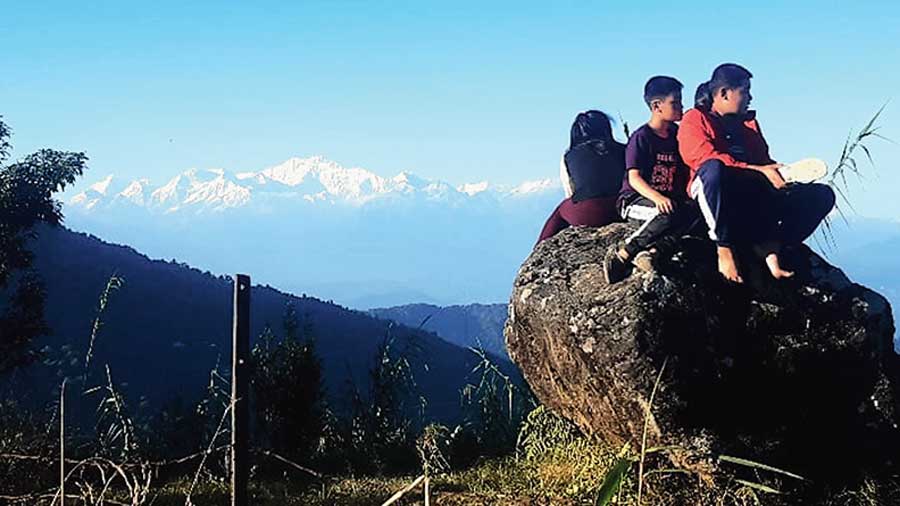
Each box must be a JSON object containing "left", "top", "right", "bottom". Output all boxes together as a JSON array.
[
  {"left": 149, "top": 445, "right": 230, "bottom": 468},
  {"left": 58, "top": 379, "right": 66, "bottom": 506},
  {"left": 381, "top": 475, "right": 425, "bottom": 506},
  {"left": 45, "top": 456, "right": 145, "bottom": 506},
  {"left": 185, "top": 400, "right": 233, "bottom": 506},
  {"left": 254, "top": 449, "right": 323, "bottom": 480},
  {"left": 0, "top": 491, "right": 128, "bottom": 506},
  {"left": 0, "top": 446, "right": 229, "bottom": 468}
]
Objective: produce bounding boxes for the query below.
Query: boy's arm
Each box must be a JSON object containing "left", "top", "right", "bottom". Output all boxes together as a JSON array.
[
  {"left": 628, "top": 169, "right": 665, "bottom": 202},
  {"left": 679, "top": 118, "right": 785, "bottom": 190},
  {"left": 678, "top": 112, "right": 782, "bottom": 178},
  {"left": 625, "top": 130, "right": 673, "bottom": 213},
  {"left": 677, "top": 113, "right": 751, "bottom": 169},
  {"left": 746, "top": 119, "right": 783, "bottom": 187},
  {"left": 627, "top": 169, "right": 674, "bottom": 213}
]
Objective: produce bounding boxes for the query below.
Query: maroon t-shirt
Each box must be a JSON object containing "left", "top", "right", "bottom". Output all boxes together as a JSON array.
[{"left": 619, "top": 123, "right": 689, "bottom": 205}]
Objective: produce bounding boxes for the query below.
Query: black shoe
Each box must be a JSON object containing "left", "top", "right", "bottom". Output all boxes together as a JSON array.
[
  {"left": 652, "top": 235, "right": 680, "bottom": 259},
  {"left": 604, "top": 246, "right": 633, "bottom": 284}
]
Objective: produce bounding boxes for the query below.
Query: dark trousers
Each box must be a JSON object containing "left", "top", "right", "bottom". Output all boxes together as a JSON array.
[
  {"left": 620, "top": 196, "right": 705, "bottom": 257},
  {"left": 690, "top": 159, "right": 836, "bottom": 247},
  {"left": 537, "top": 196, "right": 619, "bottom": 243}
]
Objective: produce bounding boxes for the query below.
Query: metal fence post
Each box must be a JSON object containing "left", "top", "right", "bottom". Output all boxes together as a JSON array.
[{"left": 232, "top": 274, "right": 250, "bottom": 506}]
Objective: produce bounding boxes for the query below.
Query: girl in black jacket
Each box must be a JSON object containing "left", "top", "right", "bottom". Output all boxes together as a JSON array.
[{"left": 538, "top": 110, "right": 625, "bottom": 242}]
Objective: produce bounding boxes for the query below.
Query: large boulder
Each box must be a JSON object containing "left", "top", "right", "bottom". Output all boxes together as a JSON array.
[{"left": 504, "top": 224, "right": 899, "bottom": 485}]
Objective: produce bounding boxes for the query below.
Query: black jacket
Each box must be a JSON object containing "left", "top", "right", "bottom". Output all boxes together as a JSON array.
[{"left": 563, "top": 140, "right": 626, "bottom": 203}]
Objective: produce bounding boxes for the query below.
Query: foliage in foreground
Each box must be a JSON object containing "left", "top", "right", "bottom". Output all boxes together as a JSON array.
[
  {"left": 0, "top": 116, "right": 88, "bottom": 374},
  {"left": 83, "top": 405, "right": 900, "bottom": 506},
  {"left": 250, "top": 303, "right": 326, "bottom": 467}
]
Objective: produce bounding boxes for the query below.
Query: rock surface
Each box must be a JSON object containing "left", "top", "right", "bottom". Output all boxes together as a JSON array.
[{"left": 504, "top": 224, "right": 899, "bottom": 482}]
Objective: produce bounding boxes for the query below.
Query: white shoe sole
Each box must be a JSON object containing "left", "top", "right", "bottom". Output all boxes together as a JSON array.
[{"left": 780, "top": 158, "right": 828, "bottom": 184}]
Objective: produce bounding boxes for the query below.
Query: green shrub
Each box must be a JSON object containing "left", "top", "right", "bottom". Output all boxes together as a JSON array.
[{"left": 250, "top": 313, "right": 325, "bottom": 467}]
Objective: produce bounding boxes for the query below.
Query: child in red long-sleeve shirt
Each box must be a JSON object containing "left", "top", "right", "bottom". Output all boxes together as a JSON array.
[{"left": 678, "top": 63, "right": 835, "bottom": 283}]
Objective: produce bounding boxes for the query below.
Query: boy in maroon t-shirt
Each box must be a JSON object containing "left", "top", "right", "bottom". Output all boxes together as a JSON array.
[{"left": 604, "top": 76, "right": 703, "bottom": 284}]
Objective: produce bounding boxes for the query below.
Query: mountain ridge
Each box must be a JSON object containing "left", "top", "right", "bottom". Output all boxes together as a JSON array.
[
  {"left": 370, "top": 303, "right": 509, "bottom": 359},
  {"left": 5, "top": 224, "right": 517, "bottom": 425},
  {"left": 67, "top": 155, "right": 559, "bottom": 214}
]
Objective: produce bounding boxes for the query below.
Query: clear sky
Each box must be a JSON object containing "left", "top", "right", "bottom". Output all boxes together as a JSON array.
[{"left": 2, "top": 1, "right": 899, "bottom": 219}]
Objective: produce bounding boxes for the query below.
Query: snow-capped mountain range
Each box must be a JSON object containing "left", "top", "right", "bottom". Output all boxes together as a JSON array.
[
  {"left": 62, "top": 155, "right": 563, "bottom": 308},
  {"left": 67, "top": 156, "right": 558, "bottom": 214}
]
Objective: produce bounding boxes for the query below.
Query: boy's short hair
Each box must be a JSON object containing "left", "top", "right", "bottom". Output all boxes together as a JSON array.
[
  {"left": 709, "top": 63, "right": 753, "bottom": 94},
  {"left": 643, "top": 76, "right": 683, "bottom": 109}
]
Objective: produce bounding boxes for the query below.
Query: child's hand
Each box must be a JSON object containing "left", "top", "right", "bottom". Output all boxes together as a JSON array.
[
  {"left": 757, "top": 163, "right": 786, "bottom": 189},
  {"left": 652, "top": 195, "right": 675, "bottom": 214}
]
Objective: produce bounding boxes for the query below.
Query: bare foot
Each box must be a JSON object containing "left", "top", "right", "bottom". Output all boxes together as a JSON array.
[
  {"left": 765, "top": 253, "right": 795, "bottom": 279},
  {"left": 717, "top": 246, "right": 743, "bottom": 284}
]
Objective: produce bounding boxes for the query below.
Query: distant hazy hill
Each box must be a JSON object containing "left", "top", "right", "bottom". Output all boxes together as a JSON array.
[
  {"left": 366, "top": 218, "right": 900, "bottom": 357},
  {"left": 823, "top": 218, "right": 900, "bottom": 348},
  {"left": 370, "top": 303, "right": 509, "bottom": 359},
  {"left": 4, "top": 225, "right": 516, "bottom": 424}
]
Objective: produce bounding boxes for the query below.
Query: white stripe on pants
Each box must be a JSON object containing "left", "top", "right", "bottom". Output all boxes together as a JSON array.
[
  {"left": 622, "top": 202, "right": 660, "bottom": 245},
  {"left": 690, "top": 177, "right": 719, "bottom": 242}
]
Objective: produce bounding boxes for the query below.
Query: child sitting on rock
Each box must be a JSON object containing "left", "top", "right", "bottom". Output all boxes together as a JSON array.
[
  {"left": 678, "top": 63, "right": 835, "bottom": 283},
  {"left": 537, "top": 110, "right": 625, "bottom": 243},
  {"left": 604, "top": 76, "right": 703, "bottom": 284}
]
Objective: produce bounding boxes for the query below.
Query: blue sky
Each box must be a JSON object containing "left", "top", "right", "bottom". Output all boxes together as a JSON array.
[{"left": 2, "top": 1, "right": 899, "bottom": 219}]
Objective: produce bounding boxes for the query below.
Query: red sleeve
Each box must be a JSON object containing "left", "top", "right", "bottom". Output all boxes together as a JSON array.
[{"left": 677, "top": 110, "right": 752, "bottom": 170}]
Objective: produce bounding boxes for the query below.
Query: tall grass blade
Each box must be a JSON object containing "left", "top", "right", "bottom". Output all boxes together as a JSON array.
[
  {"left": 638, "top": 357, "right": 668, "bottom": 504},
  {"left": 734, "top": 479, "right": 782, "bottom": 494},
  {"left": 58, "top": 379, "right": 66, "bottom": 506},
  {"left": 595, "top": 455, "right": 631, "bottom": 506},
  {"left": 719, "top": 454, "right": 806, "bottom": 481}
]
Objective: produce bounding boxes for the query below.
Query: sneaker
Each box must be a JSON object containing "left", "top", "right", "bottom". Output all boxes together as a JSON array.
[
  {"left": 604, "top": 246, "right": 633, "bottom": 284},
  {"left": 779, "top": 158, "right": 827, "bottom": 184},
  {"left": 632, "top": 250, "right": 655, "bottom": 273}
]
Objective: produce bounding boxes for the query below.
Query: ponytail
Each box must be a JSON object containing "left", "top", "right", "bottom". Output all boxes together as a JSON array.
[
  {"left": 694, "top": 81, "right": 712, "bottom": 111},
  {"left": 569, "top": 110, "right": 614, "bottom": 152}
]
